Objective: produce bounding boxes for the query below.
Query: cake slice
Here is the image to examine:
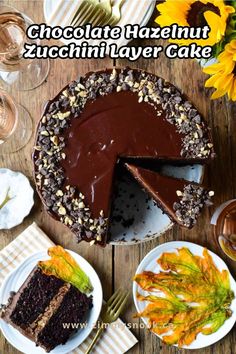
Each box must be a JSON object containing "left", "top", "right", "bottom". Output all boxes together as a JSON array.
[
  {"left": 1, "top": 267, "right": 93, "bottom": 352},
  {"left": 125, "top": 163, "right": 214, "bottom": 228}
]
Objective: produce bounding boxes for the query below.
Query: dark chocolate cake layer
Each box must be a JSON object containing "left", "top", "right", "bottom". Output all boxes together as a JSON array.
[
  {"left": 33, "top": 68, "right": 214, "bottom": 246},
  {"left": 1, "top": 267, "right": 64, "bottom": 329},
  {"left": 125, "top": 163, "right": 214, "bottom": 228},
  {"left": 36, "top": 285, "right": 92, "bottom": 352},
  {"left": 1, "top": 267, "right": 93, "bottom": 352}
]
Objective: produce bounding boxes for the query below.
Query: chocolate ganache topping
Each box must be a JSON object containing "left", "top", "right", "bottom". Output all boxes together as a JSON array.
[{"left": 33, "top": 68, "right": 214, "bottom": 246}]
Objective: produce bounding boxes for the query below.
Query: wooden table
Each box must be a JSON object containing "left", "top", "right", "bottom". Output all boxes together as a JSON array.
[{"left": 1, "top": 1, "right": 236, "bottom": 353}]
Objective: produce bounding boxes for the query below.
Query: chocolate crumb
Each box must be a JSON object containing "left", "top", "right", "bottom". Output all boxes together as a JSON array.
[{"left": 174, "top": 184, "right": 214, "bottom": 228}]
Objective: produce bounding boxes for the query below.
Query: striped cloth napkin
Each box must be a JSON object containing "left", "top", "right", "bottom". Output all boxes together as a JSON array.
[{"left": 0, "top": 222, "right": 138, "bottom": 354}]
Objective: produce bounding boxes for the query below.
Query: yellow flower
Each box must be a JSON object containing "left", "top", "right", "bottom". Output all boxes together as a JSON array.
[
  {"left": 203, "top": 39, "right": 236, "bottom": 101},
  {"left": 156, "top": 0, "right": 235, "bottom": 46}
]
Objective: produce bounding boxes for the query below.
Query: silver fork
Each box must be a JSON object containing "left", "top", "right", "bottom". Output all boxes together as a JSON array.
[
  {"left": 91, "top": 0, "right": 112, "bottom": 26},
  {"left": 107, "top": 0, "right": 126, "bottom": 26},
  {"left": 71, "top": 0, "right": 112, "bottom": 27},
  {"left": 85, "top": 288, "right": 129, "bottom": 354},
  {"left": 70, "top": 0, "right": 99, "bottom": 26}
]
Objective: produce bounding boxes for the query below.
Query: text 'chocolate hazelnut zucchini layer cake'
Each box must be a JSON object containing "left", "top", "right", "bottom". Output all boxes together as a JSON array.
[{"left": 33, "top": 68, "right": 215, "bottom": 246}]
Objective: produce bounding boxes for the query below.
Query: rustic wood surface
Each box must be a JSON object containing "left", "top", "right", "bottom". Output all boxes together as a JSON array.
[{"left": 0, "top": 1, "right": 236, "bottom": 354}]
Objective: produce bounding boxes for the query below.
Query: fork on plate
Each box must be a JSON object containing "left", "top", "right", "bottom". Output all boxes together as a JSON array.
[
  {"left": 70, "top": 0, "right": 125, "bottom": 27},
  {"left": 85, "top": 288, "right": 129, "bottom": 354}
]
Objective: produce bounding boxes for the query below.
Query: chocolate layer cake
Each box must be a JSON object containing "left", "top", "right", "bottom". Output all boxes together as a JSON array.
[
  {"left": 33, "top": 68, "right": 214, "bottom": 246},
  {"left": 125, "top": 163, "right": 214, "bottom": 228},
  {"left": 0, "top": 267, "right": 92, "bottom": 352}
]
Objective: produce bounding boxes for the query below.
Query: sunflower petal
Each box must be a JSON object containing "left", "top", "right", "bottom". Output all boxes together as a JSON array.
[
  {"left": 211, "top": 88, "right": 227, "bottom": 99},
  {"left": 204, "top": 11, "right": 224, "bottom": 44},
  {"left": 224, "top": 5, "right": 235, "bottom": 14},
  {"left": 233, "top": 80, "right": 236, "bottom": 99},
  {"left": 203, "top": 63, "right": 221, "bottom": 75},
  {"left": 205, "top": 73, "right": 223, "bottom": 88},
  {"left": 229, "top": 79, "right": 236, "bottom": 101},
  {"left": 221, "top": 74, "right": 234, "bottom": 91}
]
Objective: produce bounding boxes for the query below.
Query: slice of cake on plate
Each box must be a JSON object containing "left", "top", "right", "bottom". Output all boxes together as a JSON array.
[{"left": 1, "top": 265, "right": 92, "bottom": 352}]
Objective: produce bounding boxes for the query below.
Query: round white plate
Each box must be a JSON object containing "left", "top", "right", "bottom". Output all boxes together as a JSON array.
[
  {"left": 43, "top": 0, "right": 156, "bottom": 49},
  {"left": 109, "top": 164, "right": 204, "bottom": 245},
  {"left": 0, "top": 169, "right": 34, "bottom": 230},
  {"left": 0, "top": 250, "right": 103, "bottom": 354},
  {"left": 133, "top": 241, "right": 236, "bottom": 349}
]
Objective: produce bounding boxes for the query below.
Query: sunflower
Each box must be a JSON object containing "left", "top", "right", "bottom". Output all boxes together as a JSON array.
[
  {"left": 156, "top": 0, "right": 235, "bottom": 46},
  {"left": 203, "top": 39, "right": 236, "bottom": 100}
]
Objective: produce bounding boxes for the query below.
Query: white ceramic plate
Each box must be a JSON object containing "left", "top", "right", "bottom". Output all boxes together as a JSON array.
[
  {"left": 0, "top": 250, "right": 103, "bottom": 354},
  {"left": 133, "top": 241, "right": 236, "bottom": 349},
  {"left": 43, "top": 0, "right": 156, "bottom": 49},
  {"left": 109, "top": 164, "right": 204, "bottom": 245},
  {"left": 0, "top": 169, "right": 34, "bottom": 230}
]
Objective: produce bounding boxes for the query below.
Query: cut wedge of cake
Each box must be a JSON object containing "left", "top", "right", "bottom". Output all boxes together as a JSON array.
[{"left": 125, "top": 163, "right": 214, "bottom": 228}]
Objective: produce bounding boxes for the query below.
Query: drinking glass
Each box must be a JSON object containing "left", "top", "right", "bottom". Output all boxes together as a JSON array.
[
  {"left": 0, "top": 5, "right": 50, "bottom": 91},
  {"left": 0, "top": 89, "right": 32, "bottom": 153},
  {"left": 213, "top": 200, "right": 236, "bottom": 261}
]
